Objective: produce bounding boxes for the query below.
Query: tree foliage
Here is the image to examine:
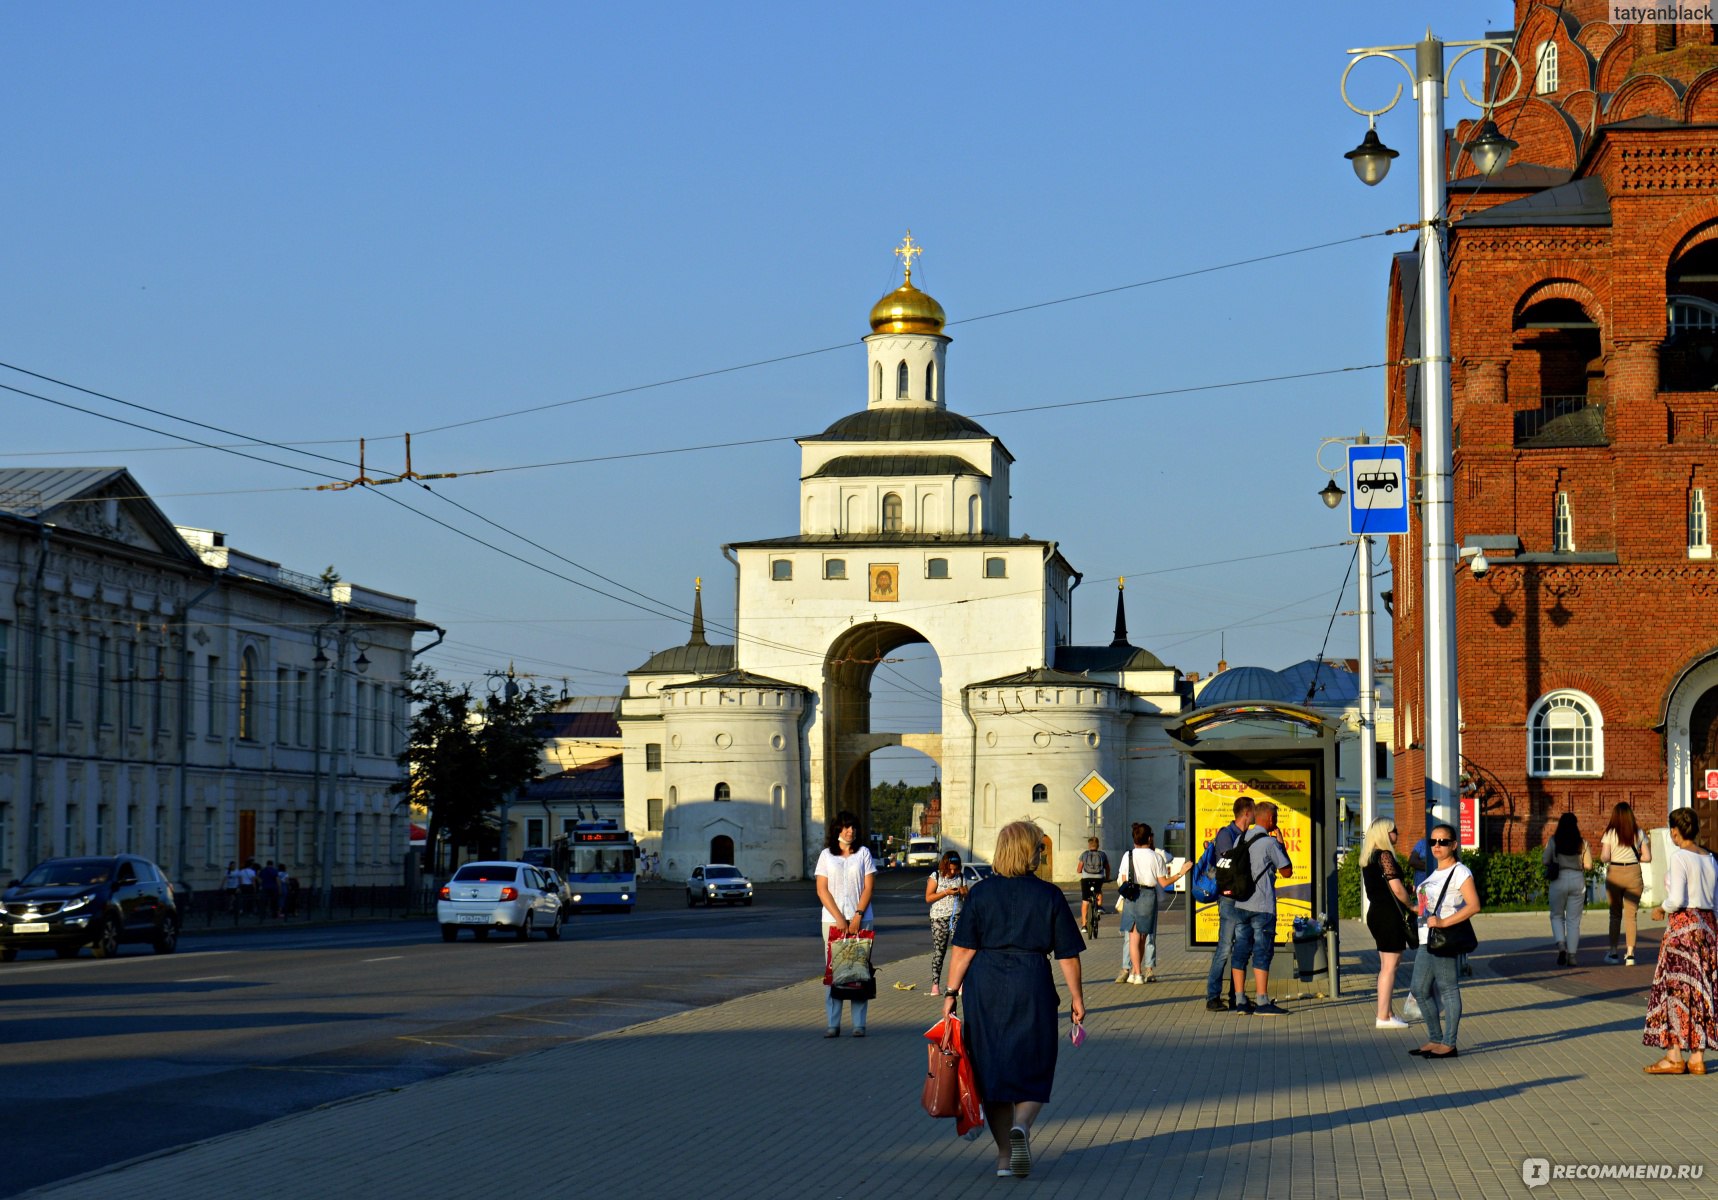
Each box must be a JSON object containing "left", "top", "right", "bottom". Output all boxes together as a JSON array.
[
  {"left": 392, "top": 664, "right": 556, "bottom": 874},
  {"left": 870, "top": 779, "right": 935, "bottom": 843}
]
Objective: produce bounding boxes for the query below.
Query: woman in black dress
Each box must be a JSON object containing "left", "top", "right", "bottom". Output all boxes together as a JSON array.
[
  {"left": 942, "top": 820, "right": 1085, "bottom": 1179},
  {"left": 1360, "top": 817, "right": 1415, "bottom": 1028}
]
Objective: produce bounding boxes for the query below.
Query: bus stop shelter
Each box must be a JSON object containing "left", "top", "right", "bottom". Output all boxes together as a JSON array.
[{"left": 1166, "top": 701, "right": 1342, "bottom": 997}]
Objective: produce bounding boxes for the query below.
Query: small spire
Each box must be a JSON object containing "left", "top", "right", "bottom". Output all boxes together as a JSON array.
[
  {"left": 1110, "top": 576, "right": 1130, "bottom": 648},
  {"left": 688, "top": 577, "right": 707, "bottom": 646},
  {"left": 894, "top": 230, "right": 924, "bottom": 284}
]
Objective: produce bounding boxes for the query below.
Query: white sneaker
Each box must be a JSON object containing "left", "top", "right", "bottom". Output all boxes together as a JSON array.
[
  {"left": 1128, "top": 973, "right": 1144, "bottom": 985},
  {"left": 1375, "top": 1015, "right": 1410, "bottom": 1029}
]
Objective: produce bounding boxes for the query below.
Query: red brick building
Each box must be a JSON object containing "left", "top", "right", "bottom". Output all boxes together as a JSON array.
[{"left": 1386, "top": 3, "right": 1718, "bottom": 851}]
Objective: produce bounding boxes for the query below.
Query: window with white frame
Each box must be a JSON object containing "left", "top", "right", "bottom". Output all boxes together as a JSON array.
[
  {"left": 1529, "top": 690, "right": 1602, "bottom": 776},
  {"left": 1691, "top": 488, "right": 1711, "bottom": 558},
  {"left": 1553, "top": 491, "right": 1574, "bottom": 552},
  {"left": 1535, "top": 40, "right": 1558, "bottom": 93}
]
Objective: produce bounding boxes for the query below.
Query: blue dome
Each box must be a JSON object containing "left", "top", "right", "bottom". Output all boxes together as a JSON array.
[
  {"left": 1278, "top": 659, "right": 1359, "bottom": 706},
  {"left": 1196, "top": 666, "right": 1288, "bottom": 705}
]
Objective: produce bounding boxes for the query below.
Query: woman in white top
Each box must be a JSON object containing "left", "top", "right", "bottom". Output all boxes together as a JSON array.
[
  {"left": 815, "top": 810, "right": 876, "bottom": 1038},
  {"left": 1643, "top": 807, "right": 1717, "bottom": 1075},
  {"left": 1409, "top": 823, "right": 1481, "bottom": 1059},
  {"left": 924, "top": 850, "right": 968, "bottom": 995},
  {"left": 1600, "top": 801, "right": 1652, "bottom": 965},
  {"left": 1114, "top": 823, "right": 1176, "bottom": 985}
]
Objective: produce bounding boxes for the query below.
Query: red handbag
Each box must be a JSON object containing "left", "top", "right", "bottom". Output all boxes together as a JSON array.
[
  {"left": 922, "top": 1014, "right": 984, "bottom": 1136},
  {"left": 922, "top": 1023, "right": 961, "bottom": 1118}
]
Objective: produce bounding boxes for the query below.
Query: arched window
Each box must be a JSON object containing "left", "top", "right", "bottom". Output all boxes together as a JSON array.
[
  {"left": 873, "top": 361, "right": 882, "bottom": 400},
  {"left": 1669, "top": 296, "right": 1718, "bottom": 336},
  {"left": 714, "top": 782, "right": 731, "bottom": 801},
  {"left": 1535, "top": 41, "right": 1558, "bottom": 94},
  {"left": 896, "top": 360, "right": 910, "bottom": 399},
  {"left": 985, "top": 556, "right": 1007, "bottom": 578},
  {"left": 882, "top": 492, "right": 903, "bottom": 531},
  {"left": 967, "top": 494, "right": 981, "bottom": 534},
  {"left": 238, "top": 647, "right": 259, "bottom": 741},
  {"left": 926, "top": 557, "right": 949, "bottom": 579},
  {"left": 1031, "top": 783, "right": 1048, "bottom": 803},
  {"left": 1529, "top": 690, "right": 1602, "bottom": 776},
  {"left": 1691, "top": 488, "right": 1710, "bottom": 557},
  {"left": 925, "top": 361, "right": 936, "bottom": 402}
]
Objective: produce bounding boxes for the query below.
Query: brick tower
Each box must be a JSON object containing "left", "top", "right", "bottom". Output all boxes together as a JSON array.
[{"left": 1386, "top": 4, "right": 1718, "bottom": 851}]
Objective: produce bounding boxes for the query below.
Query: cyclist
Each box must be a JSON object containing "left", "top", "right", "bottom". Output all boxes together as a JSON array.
[{"left": 1078, "top": 837, "right": 1111, "bottom": 938}]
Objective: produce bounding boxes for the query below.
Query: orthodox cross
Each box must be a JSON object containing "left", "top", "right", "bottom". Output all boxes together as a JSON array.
[{"left": 894, "top": 231, "right": 924, "bottom": 283}]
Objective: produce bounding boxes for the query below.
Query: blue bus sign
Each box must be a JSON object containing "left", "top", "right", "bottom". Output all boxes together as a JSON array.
[{"left": 1346, "top": 443, "right": 1408, "bottom": 536}]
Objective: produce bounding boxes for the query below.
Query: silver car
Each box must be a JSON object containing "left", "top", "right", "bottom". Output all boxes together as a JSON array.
[
  {"left": 686, "top": 864, "right": 754, "bottom": 907},
  {"left": 437, "top": 862, "right": 562, "bottom": 941}
]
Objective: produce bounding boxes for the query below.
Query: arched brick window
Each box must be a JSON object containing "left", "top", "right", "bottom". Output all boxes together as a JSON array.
[{"left": 1528, "top": 690, "right": 1603, "bottom": 777}]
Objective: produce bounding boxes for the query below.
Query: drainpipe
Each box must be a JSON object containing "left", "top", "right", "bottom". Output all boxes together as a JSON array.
[
  {"left": 175, "top": 575, "right": 221, "bottom": 882},
  {"left": 721, "top": 545, "right": 740, "bottom": 661},
  {"left": 961, "top": 683, "right": 979, "bottom": 865},
  {"left": 25, "top": 524, "right": 51, "bottom": 864},
  {"left": 1066, "top": 570, "right": 1083, "bottom": 647},
  {"left": 411, "top": 625, "right": 446, "bottom": 659}
]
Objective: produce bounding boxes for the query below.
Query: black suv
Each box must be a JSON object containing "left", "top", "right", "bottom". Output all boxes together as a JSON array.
[{"left": 0, "top": 855, "right": 181, "bottom": 961}]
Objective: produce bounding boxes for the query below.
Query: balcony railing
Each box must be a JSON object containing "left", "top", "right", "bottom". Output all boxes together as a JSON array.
[{"left": 1515, "top": 395, "right": 1604, "bottom": 446}]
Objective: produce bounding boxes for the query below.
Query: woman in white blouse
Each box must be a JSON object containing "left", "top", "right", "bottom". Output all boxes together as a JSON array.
[
  {"left": 815, "top": 810, "right": 876, "bottom": 1038},
  {"left": 1643, "top": 807, "right": 1718, "bottom": 1075}
]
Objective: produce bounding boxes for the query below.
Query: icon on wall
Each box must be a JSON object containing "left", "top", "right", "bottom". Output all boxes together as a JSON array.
[{"left": 869, "top": 563, "right": 899, "bottom": 602}]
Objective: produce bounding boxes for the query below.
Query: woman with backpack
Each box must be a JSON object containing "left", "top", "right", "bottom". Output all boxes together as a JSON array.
[{"left": 1543, "top": 812, "right": 1592, "bottom": 966}]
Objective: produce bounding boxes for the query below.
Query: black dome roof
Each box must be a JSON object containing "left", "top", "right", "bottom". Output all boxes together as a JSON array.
[{"left": 815, "top": 408, "right": 993, "bottom": 442}]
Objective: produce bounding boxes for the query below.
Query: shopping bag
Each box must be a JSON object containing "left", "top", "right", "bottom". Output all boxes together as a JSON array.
[
  {"left": 922, "top": 1023, "right": 961, "bottom": 1118},
  {"left": 826, "top": 928, "right": 875, "bottom": 986},
  {"left": 922, "top": 1014, "right": 984, "bottom": 1137},
  {"left": 1402, "top": 993, "right": 1422, "bottom": 1023}
]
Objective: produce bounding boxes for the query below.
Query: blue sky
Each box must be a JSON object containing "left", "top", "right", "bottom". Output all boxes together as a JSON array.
[{"left": 2, "top": 2, "right": 1508, "bottom": 781}]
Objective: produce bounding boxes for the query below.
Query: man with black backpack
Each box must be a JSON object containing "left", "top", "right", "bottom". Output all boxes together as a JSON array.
[
  {"left": 1224, "top": 804, "right": 1294, "bottom": 1016},
  {"left": 1203, "top": 798, "right": 1255, "bottom": 1012}
]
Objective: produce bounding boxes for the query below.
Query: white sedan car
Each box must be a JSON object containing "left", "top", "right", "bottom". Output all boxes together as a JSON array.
[{"left": 437, "top": 862, "right": 563, "bottom": 942}]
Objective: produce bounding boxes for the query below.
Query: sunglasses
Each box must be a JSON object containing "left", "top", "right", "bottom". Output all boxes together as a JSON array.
[{"left": 1429, "top": 837, "right": 1455, "bottom": 847}]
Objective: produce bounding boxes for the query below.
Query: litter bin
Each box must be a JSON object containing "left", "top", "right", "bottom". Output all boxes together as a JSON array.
[{"left": 1291, "top": 917, "right": 1329, "bottom": 980}]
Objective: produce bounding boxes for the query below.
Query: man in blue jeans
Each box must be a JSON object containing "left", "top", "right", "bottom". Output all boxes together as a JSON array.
[
  {"left": 1204, "top": 798, "right": 1255, "bottom": 1012},
  {"left": 1230, "top": 813, "right": 1294, "bottom": 1016}
]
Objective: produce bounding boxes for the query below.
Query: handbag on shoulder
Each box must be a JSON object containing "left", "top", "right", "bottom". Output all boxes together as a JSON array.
[
  {"left": 1424, "top": 869, "right": 1478, "bottom": 958},
  {"left": 1117, "top": 849, "right": 1142, "bottom": 901}
]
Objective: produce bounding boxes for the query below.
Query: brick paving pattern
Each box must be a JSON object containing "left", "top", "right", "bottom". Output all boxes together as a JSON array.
[{"left": 19, "top": 912, "right": 1709, "bottom": 1200}]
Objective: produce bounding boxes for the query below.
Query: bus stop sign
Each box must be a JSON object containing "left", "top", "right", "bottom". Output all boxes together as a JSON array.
[{"left": 1347, "top": 443, "right": 1409, "bottom": 536}]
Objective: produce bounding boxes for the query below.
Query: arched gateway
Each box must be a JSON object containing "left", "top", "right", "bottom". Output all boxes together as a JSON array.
[{"left": 618, "top": 238, "right": 1189, "bottom": 882}]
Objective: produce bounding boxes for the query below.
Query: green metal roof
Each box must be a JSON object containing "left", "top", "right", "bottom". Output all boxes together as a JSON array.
[{"left": 805, "top": 453, "right": 989, "bottom": 480}]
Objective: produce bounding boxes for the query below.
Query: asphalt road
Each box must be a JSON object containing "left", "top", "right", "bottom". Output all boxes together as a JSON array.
[{"left": 0, "top": 871, "right": 951, "bottom": 1197}]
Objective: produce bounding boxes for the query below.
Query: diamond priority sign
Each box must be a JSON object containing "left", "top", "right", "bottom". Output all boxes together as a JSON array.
[{"left": 1076, "top": 770, "right": 1114, "bottom": 810}]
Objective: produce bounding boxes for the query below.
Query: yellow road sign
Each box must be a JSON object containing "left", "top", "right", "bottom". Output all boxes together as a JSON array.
[{"left": 1076, "top": 770, "right": 1114, "bottom": 810}]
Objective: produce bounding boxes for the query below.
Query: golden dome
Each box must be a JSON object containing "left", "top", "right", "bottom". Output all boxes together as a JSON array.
[{"left": 869, "top": 281, "right": 946, "bottom": 335}]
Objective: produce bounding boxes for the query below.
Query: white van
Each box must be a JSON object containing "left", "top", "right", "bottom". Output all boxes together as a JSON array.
[{"left": 906, "top": 837, "right": 941, "bottom": 867}]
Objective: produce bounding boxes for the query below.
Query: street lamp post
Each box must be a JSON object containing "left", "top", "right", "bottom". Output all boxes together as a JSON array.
[
  {"left": 486, "top": 666, "right": 521, "bottom": 861},
  {"left": 1340, "top": 33, "right": 1520, "bottom": 837}
]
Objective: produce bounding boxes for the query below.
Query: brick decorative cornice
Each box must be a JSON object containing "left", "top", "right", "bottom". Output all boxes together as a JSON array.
[
  {"left": 1617, "top": 144, "right": 1718, "bottom": 191},
  {"left": 1457, "top": 235, "right": 1609, "bottom": 255}
]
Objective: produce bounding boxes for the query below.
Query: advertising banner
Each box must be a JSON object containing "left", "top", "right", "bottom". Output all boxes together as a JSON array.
[{"left": 1190, "top": 768, "right": 1313, "bottom": 945}]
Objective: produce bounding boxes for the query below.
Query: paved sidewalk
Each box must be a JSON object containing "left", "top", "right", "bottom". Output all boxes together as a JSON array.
[{"left": 21, "top": 912, "right": 1707, "bottom": 1200}]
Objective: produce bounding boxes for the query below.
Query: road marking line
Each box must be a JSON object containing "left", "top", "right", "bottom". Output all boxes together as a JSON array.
[
  {"left": 362, "top": 955, "right": 403, "bottom": 963},
  {"left": 176, "top": 975, "right": 236, "bottom": 982}
]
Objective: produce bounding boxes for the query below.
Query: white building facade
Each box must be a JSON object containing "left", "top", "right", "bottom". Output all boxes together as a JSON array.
[
  {"left": 0, "top": 468, "right": 433, "bottom": 891},
  {"left": 621, "top": 254, "right": 1191, "bottom": 882}
]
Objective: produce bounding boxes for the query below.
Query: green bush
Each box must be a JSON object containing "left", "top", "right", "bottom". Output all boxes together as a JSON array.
[
  {"left": 1337, "top": 846, "right": 1362, "bottom": 918},
  {"left": 1460, "top": 849, "right": 1545, "bottom": 909}
]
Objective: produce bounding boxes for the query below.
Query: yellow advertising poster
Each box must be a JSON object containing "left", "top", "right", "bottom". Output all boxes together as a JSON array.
[{"left": 1190, "top": 768, "right": 1313, "bottom": 944}]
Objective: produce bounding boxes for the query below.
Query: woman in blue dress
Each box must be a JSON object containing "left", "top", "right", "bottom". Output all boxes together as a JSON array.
[{"left": 941, "top": 820, "right": 1086, "bottom": 1179}]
